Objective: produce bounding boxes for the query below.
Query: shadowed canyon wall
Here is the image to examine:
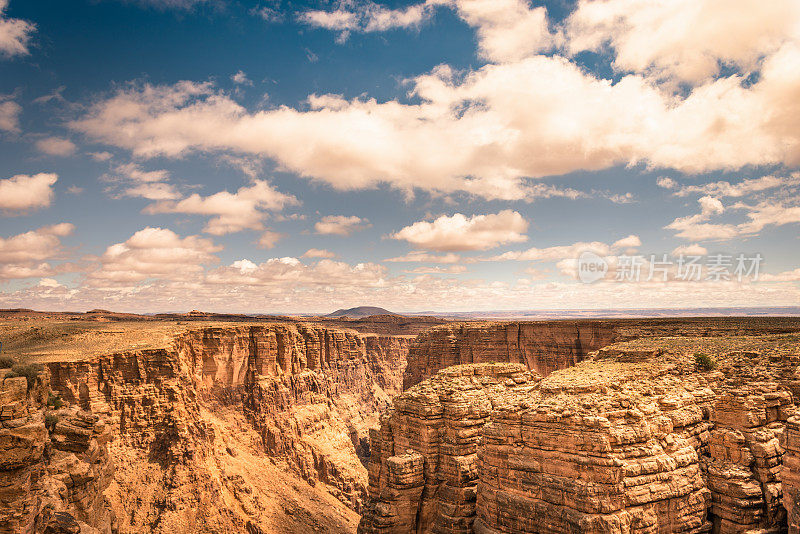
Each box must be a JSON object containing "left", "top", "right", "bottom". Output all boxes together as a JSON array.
[{"left": 402, "top": 321, "right": 618, "bottom": 390}]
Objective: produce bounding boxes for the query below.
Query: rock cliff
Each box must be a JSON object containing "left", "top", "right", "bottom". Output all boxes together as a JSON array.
[
  {"left": 40, "top": 323, "right": 411, "bottom": 532},
  {"left": 362, "top": 333, "right": 800, "bottom": 534},
  {"left": 402, "top": 321, "right": 618, "bottom": 389}
]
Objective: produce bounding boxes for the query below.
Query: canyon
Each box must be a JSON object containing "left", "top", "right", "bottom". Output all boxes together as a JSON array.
[{"left": 1, "top": 314, "right": 800, "bottom": 533}]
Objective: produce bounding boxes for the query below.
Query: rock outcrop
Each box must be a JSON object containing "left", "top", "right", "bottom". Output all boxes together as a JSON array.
[
  {"left": 0, "top": 373, "right": 116, "bottom": 534},
  {"left": 360, "top": 363, "right": 540, "bottom": 534},
  {"left": 363, "top": 334, "right": 800, "bottom": 534},
  {"left": 43, "top": 323, "right": 411, "bottom": 532}
]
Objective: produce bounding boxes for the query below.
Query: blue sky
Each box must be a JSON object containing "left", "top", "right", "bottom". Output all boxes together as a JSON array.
[{"left": 1, "top": 0, "right": 799, "bottom": 313}]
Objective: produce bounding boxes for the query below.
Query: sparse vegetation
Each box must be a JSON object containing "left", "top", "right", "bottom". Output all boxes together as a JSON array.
[
  {"left": 47, "top": 392, "right": 64, "bottom": 409},
  {"left": 0, "top": 356, "right": 16, "bottom": 368},
  {"left": 44, "top": 413, "right": 59, "bottom": 429},
  {"left": 7, "top": 363, "right": 43, "bottom": 389},
  {"left": 695, "top": 353, "right": 717, "bottom": 371}
]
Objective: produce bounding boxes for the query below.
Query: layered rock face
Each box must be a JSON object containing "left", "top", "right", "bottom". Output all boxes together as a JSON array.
[
  {"left": 43, "top": 323, "right": 411, "bottom": 532},
  {"left": 403, "top": 322, "right": 617, "bottom": 389},
  {"left": 363, "top": 334, "right": 800, "bottom": 534},
  {"left": 0, "top": 374, "right": 115, "bottom": 534},
  {"left": 360, "top": 363, "right": 540, "bottom": 534}
]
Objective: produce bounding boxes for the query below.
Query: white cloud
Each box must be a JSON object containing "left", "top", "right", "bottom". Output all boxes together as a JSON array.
[
  {"left": 89, "top": 151, "right": 114, "bottom": 162},
  {"left": 0, "top": 0, "right": 35, "bottom": 58},
  {"left": 303, "top": 248, "right": 337, "bottom": 259},
  {"left": 392, "top": 210, "right": 527, "bottom": 251},
  {"left": 672, "top": 243, "right": 708, "bottom": 256},
  {"left": 256, "top": 230, "right": 283, "bottom": 249},
  {"left": 69, "top": 41, "right": 800, "bottom": 200},
  {"left": 103, "top": 163, "right": 180, "bottom": 200},
  {"left": 87, "top": 227, "right": 221, "bottom": 287},
  {"left": 231, "top": 70, "right": 252, "bottom": 86},
  {"left": 144, "top": 179, "right": 298, "bottom": 235},
  {"left": 448, "top": 0, "right": 556, "bottom": 62},
  {"left": 299, "top": 0, "right": 434, "bottom": 41},
  {"left": 314, "top": 215, "right": 371, "bottom": 236},
  {"left": 0, "top": 223, "right": 74, "bottom": 279},
  {"left": 657, "top": 177, "right": 677, "bottom": 189},
  {"left": 0, "top": 173, "right": 58, "bottom": 213},
  {"left": 670, "top": 174, "right": 800, "bottom": 198},
  {"left": 566, "top": 0, "right": 800, "bottom": 84},
  {"left": 699, "top": 195, "right": 725, "bottom": 216},
  {"left": 35, "top": 137, "right": 77, "bottom": 156},
  {"left": 665, "top": 195, "right": 800, "bottom": 241},
  {"left": 0, "top": 95, "right": 20, "bottom": 132}
]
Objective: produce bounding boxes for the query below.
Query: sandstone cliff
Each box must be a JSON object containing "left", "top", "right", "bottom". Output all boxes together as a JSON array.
[
  {"left": 362, "top": 333, "right": 800, "bottom": 534},
  {"left": 40, "top": 323, "right": 411, "bottom": 532},
  {"left": 402, "top": 321, "right": 618, "bottom": 389}
]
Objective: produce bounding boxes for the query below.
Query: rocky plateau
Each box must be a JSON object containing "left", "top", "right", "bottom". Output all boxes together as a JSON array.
[{"left": 2, "top": 314, "right": 800, "bottom": 533}]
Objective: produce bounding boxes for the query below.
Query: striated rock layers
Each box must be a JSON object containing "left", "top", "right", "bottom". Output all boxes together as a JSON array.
[
  {"left": 403, "top": 322, "right": 617, "bottom": 389},
  {"left": 0, "top": 374, "right": 115, "bottom": 534},
  {"left": 362, "top": 335, "right": 800, "bottom": 534},
  {"left": 42, "top": 323, "right": 411, "bottom": 532}
]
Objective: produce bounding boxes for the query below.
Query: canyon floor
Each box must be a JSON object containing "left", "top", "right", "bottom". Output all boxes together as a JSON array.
[{"left": 2, "top": 311, "right": 800, "bottom": 533}]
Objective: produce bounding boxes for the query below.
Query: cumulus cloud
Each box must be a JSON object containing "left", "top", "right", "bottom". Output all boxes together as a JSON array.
[
  {"left": 392, "top": 210, "right": 527, "bottom": 251},
  {"left": 448, "top": 0, "right": 556, "bottom": 62},
  {"left": 303, "top": 248, "right": 337, "bottom": 259},
  {"left": 0, "top": 95, "right": 20, "bottom": 132},
  {"left": 566, "top": 0, "right": 800, "bottom": 84},
  {"left": 299, "top": 0, "right": 434, "bottom": 41},
  {"left": 256, "top": 229, "right": 283, "bottom": 249},
  {"left": 35, "top": 136, "right": 77, "bottom": 156},
  {"left": 665, "top": 195, "right": 800, "bottom": 241},
  {"left": 69, "top": 39, "right": 800, "bottom": 200},
  {"left": 87, "top": 227, "right": 221, "bottom": 287},
  {"left": 0, "top": 0, "right": 35, "bottom": 58},
  {"left": 0, "top": 173, "right": 58, "bottom": 213},
  {"left": 0, "top": 223, "right": 74, "bottom": 279},
  {"left": 144, "top": 179, "right": 298, "bottom": 235},
  {"left": 314, "top": 215, "right": 371, "bottom": 236}
]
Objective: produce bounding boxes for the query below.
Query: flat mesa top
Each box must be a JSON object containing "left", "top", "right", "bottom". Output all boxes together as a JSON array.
[{"left": 0, "top": 319, "right": 210, "bottom": 363}]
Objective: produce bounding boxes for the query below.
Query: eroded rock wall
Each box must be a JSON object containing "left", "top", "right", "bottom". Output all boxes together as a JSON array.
[
  {"left": 364, "top": 335, "right": 800, "bottom": 534},
  {"left": 403, "top": 322, "right": 617, "bottom": 389},
  {"left": 0, "top": 374, "right": 116, "bottom": 534},
  {"left": 44, "top": 323, "right": 411, "bottom": 531}
]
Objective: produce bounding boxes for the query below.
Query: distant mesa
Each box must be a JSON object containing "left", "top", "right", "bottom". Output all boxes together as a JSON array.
[{"left": 326, "top": 306, "right": 397, "bottom": 318}]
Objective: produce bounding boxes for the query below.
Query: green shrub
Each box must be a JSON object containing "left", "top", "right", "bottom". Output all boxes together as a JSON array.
[
  {"left": 7, "top": 363, "right": 43, "bottom": 389},
  {"left": 44, "top": 413, "right": 59, "bottom": 429},
  {"left": 695, "top": 353, "right": 717, "bottom": 371},
  {"left": 0, "top": 356, "right": 16, "bottom": 368},
  {"left": 47, "top": 393, "right": 64, "bottom": 409}
]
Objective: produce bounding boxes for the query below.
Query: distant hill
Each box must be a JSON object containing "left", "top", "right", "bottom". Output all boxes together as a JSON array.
[{"left": 326, "top": 306, "right": 397, "bottom": 318}]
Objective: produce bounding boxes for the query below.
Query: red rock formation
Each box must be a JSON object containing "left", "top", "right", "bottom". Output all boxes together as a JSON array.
[
  {"left": 44, "top": 323, "right": 411, "bottom": 530},
  {"left": 363, "top": 335, "right": 800, "bottom": 534},
  {"left": 403, "top": 321, "right": 618, "bottom": 389}
]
